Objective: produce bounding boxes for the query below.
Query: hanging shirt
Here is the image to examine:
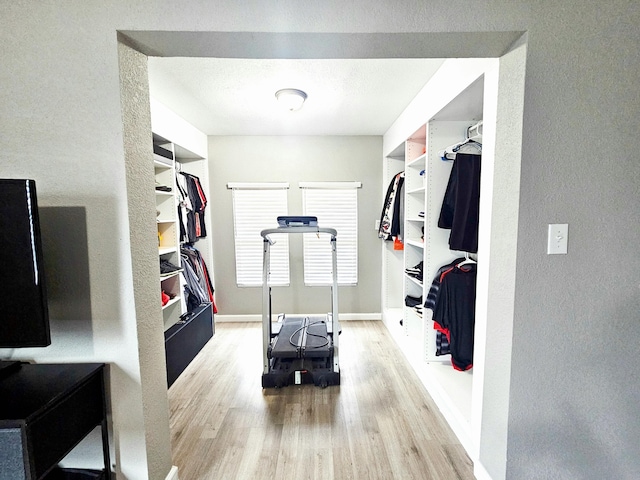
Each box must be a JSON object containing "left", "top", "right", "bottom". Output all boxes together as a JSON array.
[
  {"left": 432, "top": 264, "right": 477, "bottom": 371},
  {"left": 438, "top": 153, "right": 481, "bottom": 253},
  {"left": 378, "top": 172, "right": 404, "bottom": 240},
  {"left": 424, "top": 258, "right": 465, "bottom": 356}
]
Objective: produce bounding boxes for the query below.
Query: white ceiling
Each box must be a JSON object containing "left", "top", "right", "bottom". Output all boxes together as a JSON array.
[{"left": 147, "top": 57, "right": 445, "bottom": 136}]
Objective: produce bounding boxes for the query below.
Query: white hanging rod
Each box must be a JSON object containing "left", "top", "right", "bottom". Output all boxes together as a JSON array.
[
  {"left": 438, "top": 121, "right": 484, "bottom": 161},
  {"left": 467, "top": 120, "right": 483, "bottom": 141}
]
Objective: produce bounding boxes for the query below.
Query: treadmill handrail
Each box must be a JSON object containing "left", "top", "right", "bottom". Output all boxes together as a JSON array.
[{"left": 261, "top": 226, "right": 337, "bottom": 244}]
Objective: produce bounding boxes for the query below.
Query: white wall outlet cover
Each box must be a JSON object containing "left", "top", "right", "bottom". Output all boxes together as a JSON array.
[{"left": 547, "top": 223, "right": 568, "bottom": 254}]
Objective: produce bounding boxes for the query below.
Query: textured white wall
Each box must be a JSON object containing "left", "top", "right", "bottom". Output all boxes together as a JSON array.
[
  {"left": 118, "top": 42, "right": 173, "bottom": 480},
  {"left": 476, "top": 38, "right": 527, "bottom": 479},
  {"left": 1, "top": 2, "right": 639, "bottom": 479}
]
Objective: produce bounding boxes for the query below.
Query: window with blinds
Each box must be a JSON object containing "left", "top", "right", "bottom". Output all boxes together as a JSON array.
[
  {"left": 301, "top": 182, "right": 360, "bottom": 286},
  {"left": 230, "top": 183, "right": 290, "bottom": 286}
]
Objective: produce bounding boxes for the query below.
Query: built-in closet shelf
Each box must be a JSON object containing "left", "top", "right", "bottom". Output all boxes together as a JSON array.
[
  {"left": 153, "top": 158, "right": 172, "bottom": 169},
  {"left": 155, "top": 190, "right": 173, "bottom": 197},
  {"left": 159, "top": 246, "right": 177, "bottom": 256},
  {"left": 162, "top": 296, "right": 181, "bottom": 310},
  {"left": 405, "top": 274, "right": 423, "bottom": 288},
  {"left": 405, "top": 239, "right": 424, "bottom": 249},
  {"left": 407, "top": 187, "right": 425, "bottom": 195},
  {"left": 160, "top": 270, "right": 183, "bottom": 280},
  {"left": 157, "top": 218, "right": 175, "bottom": 224},
  {"left": 407, "top": 153, "right": 427, "bottom": 167},
  {"left": 407, "top": 217, "right": 424, "bottom": 223}
]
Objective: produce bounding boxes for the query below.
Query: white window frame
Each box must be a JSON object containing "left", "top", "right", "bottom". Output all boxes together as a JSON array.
[
  {"left": 229, "top": 183, "right": 290, "bottom": 287},
  {"left": 300, "top": 181, "right": 361, "bottom": 286}
]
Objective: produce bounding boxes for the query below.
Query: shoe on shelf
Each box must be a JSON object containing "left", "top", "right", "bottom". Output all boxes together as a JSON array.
[
  {"left": 155, "top": 181, "right": 172, "bottom": 192},
  {"left": 161, "top": 290, "right": 170, "bottom": 306}
]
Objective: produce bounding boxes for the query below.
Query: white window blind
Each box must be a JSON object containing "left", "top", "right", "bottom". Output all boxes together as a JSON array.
[
  {"left": 301, "top": 182, "right": 360, "bottom": 286},
  {"left": 230, "top": 184, "right": 290, "bottom": 286}
]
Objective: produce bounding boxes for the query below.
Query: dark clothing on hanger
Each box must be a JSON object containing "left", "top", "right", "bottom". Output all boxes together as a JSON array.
[
  {"left": 378, "top": 172, "right": 404, "bottom": 240},
  {"left": 178, "top": 171, "right": 208, "bottom": 244},
  {"left": 432, "top": 264, "right": 477, "bottom": 371},
  {"left": 438, "top": 153, "right": 481, "bottom": 253},
  {"left": 424, "top": 257, "right": 465, "bottom": 356},
  {"left": 181, "top": 244, "right": 216, "bottom": 313}
]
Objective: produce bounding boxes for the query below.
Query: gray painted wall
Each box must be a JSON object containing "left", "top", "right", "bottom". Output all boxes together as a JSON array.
[
  {"left": 208, "top": 136, "right": 382, "bottom": 317},
  {"left": 1, "top": 2, "right": 638, "bottom": 479},
  {"left": 506, "top": 5, "right": 640, "bottom": 479}
]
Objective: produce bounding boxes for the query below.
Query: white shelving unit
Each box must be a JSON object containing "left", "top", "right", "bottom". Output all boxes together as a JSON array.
[
  {"left": 154, "top": 138, "right": 187, "bottom": 331},
  {"left": 381, "top": 62, "right": 491, "bottom": 456},
  {"left": 150, "top": 99, "right": 216, "bottom": 387},
  {"left": 381, "top": 143, "right": 405, "bottom": 342},
  {"left": 402, "top": 125, "right": 427, "bottom": 353},
  {"left": 153, "top": 132, "right": 215, "bottom": 332}
]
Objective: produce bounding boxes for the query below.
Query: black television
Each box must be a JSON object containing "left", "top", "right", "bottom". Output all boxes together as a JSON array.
[{"left": 0, "top": 179, "right": 51, "bottom": 353}]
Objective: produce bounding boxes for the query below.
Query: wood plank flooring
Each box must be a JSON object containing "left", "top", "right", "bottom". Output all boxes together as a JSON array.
[{"left": 168, "top": 321, "right": 474, "bottom": 480}]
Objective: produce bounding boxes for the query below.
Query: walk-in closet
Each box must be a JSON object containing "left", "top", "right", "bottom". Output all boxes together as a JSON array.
[
  {"left": 144, "top": 51, "right": 521, "bottom": 480},
  {"left": 150, "top": 99, "right": 217, "bottom": 387},
  {"left": 382, "top": 58, "right": 500, "bottom": 455}
]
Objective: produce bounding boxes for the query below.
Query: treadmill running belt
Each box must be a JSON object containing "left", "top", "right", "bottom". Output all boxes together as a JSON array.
[
  {"left": 271, "top": 317, "right": 305, "bottom": 359},
  {"left": 303, "top": 322, "right": 331, "bottom": 358},
  {"left": 270, "top": 316, "right": 332, "bottom": 359}
]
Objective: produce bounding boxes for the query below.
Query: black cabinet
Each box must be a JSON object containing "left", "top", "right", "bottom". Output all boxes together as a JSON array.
[
  {"left": 0, "top": 364, "right": 110, "bottom": 480},
  {"left": 164, "top": 303, "right": 214, "bottom": 387}
]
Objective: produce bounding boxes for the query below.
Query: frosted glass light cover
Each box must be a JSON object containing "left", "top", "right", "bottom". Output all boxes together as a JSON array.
[{"left": 275, "top": 89, "right": 307, "bottom": 111}]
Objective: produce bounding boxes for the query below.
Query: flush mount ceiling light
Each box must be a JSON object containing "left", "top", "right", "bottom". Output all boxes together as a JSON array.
[{"left": 275, "top": 88, "right": 307, "bottom": 111}]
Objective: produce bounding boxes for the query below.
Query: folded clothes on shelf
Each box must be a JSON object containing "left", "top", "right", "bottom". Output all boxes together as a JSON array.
[{"left": 160, "top": 259, "right": 181, "bottom": 274}]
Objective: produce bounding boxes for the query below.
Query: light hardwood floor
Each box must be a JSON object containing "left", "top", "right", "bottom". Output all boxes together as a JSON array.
[{"left": 168, "top": 321, "right": 474, "bottom": 480}]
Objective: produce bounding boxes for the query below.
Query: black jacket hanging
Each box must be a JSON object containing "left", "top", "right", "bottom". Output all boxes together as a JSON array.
[{"left": 438, "top": 153, "right": 481, "bottom": 253}]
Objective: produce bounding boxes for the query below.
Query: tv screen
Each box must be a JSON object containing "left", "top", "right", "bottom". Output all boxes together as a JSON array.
[{"left": 0, "top": 179, "right": 51, "bottom": 347}]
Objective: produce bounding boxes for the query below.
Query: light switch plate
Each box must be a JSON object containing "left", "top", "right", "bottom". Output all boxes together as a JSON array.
[{"left": 547, "top": 224, "right": 568, "bottom": 254}]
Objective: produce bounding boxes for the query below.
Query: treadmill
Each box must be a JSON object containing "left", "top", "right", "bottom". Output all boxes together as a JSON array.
[{"left": 260, "top": 216, "right": 341, "bottom": 388}]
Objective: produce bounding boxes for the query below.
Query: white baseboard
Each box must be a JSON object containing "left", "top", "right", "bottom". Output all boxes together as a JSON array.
[
  {"left": 165, "top": 465, "right": 179, "bottom": 480},
  {"left": 474, "top": 461, "right": 493, "bottom": 480},
  {"left": 342, "top": 313, "right": 382, "bottom": 321},
  {"left": 215, "top": 313, "right": 381, "bottom": 323}
]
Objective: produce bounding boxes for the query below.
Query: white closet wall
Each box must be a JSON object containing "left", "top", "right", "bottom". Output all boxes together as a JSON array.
[{"left": 381, "top": 58, "right": 499, "bottom": 462}]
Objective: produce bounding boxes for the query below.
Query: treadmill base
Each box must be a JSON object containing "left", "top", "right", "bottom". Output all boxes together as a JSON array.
[{"left": 262, "top": 357, "right": 340, "bottom": 389}]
